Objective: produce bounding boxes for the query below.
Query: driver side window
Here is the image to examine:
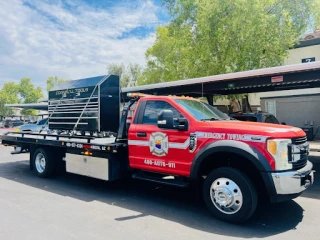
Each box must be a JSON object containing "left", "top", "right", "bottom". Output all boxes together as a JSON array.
[
  {"left": 38, "top": 119, "right": 48, "bottom": 125},
  {"left": 142, "top": 101, "right": 183, "bottom": 125}
]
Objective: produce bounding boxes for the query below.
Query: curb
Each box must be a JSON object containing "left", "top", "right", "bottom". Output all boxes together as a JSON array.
[{"left": 310, "top": 148, "right": 320, "bottom": 152}]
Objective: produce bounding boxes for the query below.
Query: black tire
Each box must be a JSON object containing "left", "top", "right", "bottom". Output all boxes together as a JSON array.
[
  {"left": 203, "top": 167, "right": 257, "bottom": 223},
  {"left": 32, "top": 148, "right": 55, "bottom": 178}
]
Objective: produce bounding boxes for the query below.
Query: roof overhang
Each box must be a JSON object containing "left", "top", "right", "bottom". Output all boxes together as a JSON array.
[
  {"left": 4, "top": 103, "right": 48, "bottom": 111},
  {"left": 4, "top": 62, "right": 320, "bottom": 109},
  {"left": 123, "top": 62, "right": 320, "bottom": 97},
  {"left": 294, "top": 38, "right": 320, "bottom": 49}
]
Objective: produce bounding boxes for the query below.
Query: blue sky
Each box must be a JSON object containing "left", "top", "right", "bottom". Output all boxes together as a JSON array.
[{"left": 0, "top": 0, "right": 169, "bottom": 90}]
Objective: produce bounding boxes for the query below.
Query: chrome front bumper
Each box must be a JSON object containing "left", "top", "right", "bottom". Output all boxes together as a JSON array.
[{"left": 271, "top": 161, "right": 314, "bottom": 195}]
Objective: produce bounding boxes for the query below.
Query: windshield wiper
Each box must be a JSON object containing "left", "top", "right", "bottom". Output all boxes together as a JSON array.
[{"left": 200, "top": 118, "right": 220, "bottom": 121}]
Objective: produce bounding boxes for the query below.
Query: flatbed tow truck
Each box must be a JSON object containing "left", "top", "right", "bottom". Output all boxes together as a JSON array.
[{"left": 1, "top": 75, "right": 314, "bottom": 223}]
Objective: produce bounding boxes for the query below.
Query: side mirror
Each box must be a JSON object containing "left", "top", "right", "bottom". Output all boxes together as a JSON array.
[
  {"left": 157, "top": 110, "right": 174, "bottom": 129},
  {"left": 157, "top": 110, "right": 188, "bottom": 131},
  {"left": 174, "top": 118, "right": 188, "bottom": 131},
  {"left": 281, "top": 122, "right": 286, "bottom": 125}
]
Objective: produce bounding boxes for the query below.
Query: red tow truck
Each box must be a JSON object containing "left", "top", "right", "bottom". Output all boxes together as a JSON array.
[{"left": 1, "top": 76, "right": 314, "bottom": 223}]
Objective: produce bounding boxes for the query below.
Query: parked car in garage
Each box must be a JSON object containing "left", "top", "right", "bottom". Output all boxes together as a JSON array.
[
  {"left": 228, "top": 111, "right": 285, "bottom": 125},
  {"left": 24, "top": 119, "right": 36, "bottom": 124},
  {"left": 3, "top": 119, "right": 24, "bottom": 128},
  {"left": 15, "top": 118, "right": 49, "bottom": 133}
]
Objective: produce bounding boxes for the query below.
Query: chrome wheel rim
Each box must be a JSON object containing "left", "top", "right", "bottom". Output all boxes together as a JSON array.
[
  {"left": 210, "top": 178, "right": 243, "bottom": 214},
  {"left": 35, "top": 153, "right": 46, "bottom": 173}
]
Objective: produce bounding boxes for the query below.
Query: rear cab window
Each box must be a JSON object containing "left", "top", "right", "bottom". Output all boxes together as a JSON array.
[{"left": 142, "top": 100, "right": 183, "bottom": 125}]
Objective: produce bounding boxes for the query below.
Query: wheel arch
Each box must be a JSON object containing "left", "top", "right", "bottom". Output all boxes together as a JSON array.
[
  {"left": 190, "top": 140, "right": 271, "bottom": 179},
  {"left": 29, "top": 145, "right": 66, "bottom": 174},
  {"left": 190, "top": 140, "right": 277, "bottom": 199}
]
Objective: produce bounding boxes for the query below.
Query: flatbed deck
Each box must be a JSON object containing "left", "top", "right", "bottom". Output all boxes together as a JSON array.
[{"left": 1, "top": 132, "right": 126, "bottom": 153}]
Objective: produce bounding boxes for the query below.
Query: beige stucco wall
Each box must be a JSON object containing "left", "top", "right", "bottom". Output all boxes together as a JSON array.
[
  {"left": 214, "top": 93, "right": 261, "bottom": 106},
  {"left": 283, "top": 45, "right": 320, "bottom": 65}
]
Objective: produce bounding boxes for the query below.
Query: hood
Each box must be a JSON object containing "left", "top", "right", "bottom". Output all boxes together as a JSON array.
[
  {"left": 198, "top": 120, "right": 305, "bottom": 139},
  {"left": 18, "top": 124, "right": 37, "bottom": 129},
  {"left": 18, "top": 124, "right": 44, "bottom": 131}
]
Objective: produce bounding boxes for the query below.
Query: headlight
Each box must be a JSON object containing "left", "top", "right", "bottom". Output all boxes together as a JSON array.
[
  {"left": 14, "top": 128, "right": 20, "bottom": 132},
  {"left": 267, "top": 139, "right": 292, "bottom": 170}
]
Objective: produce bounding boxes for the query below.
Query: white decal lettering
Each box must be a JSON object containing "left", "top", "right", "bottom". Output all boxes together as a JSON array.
[
  {"left": 91, "top": 145, "right": 101, "bottom": 150},
  {"left": 227, "top": 134, "right": 245, "bottom": 141},
  {"left": 196, "top": 132, "right": 226, "bottom": 139},
  {"left": 195, "top": 132, "right": 267, "bottom": 143},
  {"left": 144, "top": 160, "right": 176, "bottom": 168}
]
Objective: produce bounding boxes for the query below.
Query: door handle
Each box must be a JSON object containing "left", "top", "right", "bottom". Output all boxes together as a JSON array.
[{"left": 137, "top": 132, "right": 147, "bottom": 137}]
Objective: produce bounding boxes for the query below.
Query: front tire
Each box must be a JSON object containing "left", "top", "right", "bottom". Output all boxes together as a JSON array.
[
  {"left": 32, "top": 148, "right": 55, "bottom": 178},
  {"left": 203, "top": 167, "right": 257, "bottom": 223}
]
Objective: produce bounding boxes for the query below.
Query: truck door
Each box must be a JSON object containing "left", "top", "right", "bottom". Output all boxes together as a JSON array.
[{"left": 128, "top": 100, "right": 192, "bottom": 176}]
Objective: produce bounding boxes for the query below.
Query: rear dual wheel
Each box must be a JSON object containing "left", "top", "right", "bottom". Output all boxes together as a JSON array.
[
  {"left": 203, "top": 167, "right": 257, "bottom": 223},
  {"left": 32, "top": 148, "right": 55, "bottom": 178}
]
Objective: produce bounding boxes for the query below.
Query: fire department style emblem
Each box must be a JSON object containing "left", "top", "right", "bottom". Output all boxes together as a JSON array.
[{"left": 149, "top": 132, "right": 169, "bottom": 156}]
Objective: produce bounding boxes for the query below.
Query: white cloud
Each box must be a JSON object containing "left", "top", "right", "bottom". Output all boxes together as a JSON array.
[{"left": 0, "top": 0, "right": 161, "bottom": 90}]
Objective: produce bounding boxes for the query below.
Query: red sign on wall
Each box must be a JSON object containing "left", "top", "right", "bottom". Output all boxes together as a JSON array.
[{"left": 271, "top": 76, "right": 283, "bottom": 83}]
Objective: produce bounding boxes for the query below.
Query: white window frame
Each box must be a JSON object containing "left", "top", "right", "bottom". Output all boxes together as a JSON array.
[{"left": 265, "top": 100, "right": 276, "bottom": 116}]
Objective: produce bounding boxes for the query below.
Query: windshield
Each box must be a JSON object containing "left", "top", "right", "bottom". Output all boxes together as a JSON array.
[
  {"left": 204, "top": 103, "right": 231, "bottom": 120},
  {"left": 38, "top": 118, "right": 48, "bottom": 125},
  {"left": 175, "top": 99, "right": 229, "bottom": 121}
]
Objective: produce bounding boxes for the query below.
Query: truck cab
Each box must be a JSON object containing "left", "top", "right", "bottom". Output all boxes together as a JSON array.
[{"left": 126, "top": 94, "right": 314, "bottom": 222}]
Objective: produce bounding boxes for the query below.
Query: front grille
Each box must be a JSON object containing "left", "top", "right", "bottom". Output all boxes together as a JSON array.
[
  {"left": 292, "top": 157, "right": 308, "bottom": 170},
  {"left": 292, "top": 136, "right": 307, "bottom": 145},
  {"left": 290, "top": 135, "right": 308, "bottom": 170}
]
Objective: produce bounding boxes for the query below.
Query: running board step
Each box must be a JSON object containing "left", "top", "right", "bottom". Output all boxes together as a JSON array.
[
  {"left": 11, "top": 151, "right": 23, "bottom": 155},
  {"left": 11, "top": 146, "right": 24, "bottom": 155},
  {"left": 132, "top": 172, "right": 190, "bottom": 188}
]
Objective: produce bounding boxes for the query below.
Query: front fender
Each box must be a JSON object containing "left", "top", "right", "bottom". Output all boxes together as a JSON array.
[
  {"left": 190, "top": 140, "right": 278, "bottom": 200},
  {"left": 190, "top": 140, "right": 272, "bottom": 180}
]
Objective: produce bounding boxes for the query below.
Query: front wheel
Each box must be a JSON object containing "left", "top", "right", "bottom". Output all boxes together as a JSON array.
[{"left": 203, "top": 167, "right": 257, "bottom": 223}]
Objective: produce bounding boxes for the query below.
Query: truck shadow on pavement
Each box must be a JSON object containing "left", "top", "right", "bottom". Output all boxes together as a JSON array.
[{"left": 1, "top": 159, "right": 317, "bottom": 238}]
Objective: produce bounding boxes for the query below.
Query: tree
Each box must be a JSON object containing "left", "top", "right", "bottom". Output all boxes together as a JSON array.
[
  {"left": 46, "top": 76, "right": 68, "bottom": 92},
  {"left": 0, "top": 78, "right": 45, "bottom": 116},
  {"left": 18, "top": 78, "right": 44, "bottom": 116},
  {"left": 0, "top": 79, "right": 44, "bottom": 116},
  {"left": 106, "top": 63, "right": 143, "bottom": 88},
  {"left": 140, "top": 0, "right": 320, "bottom": 86},
  {"left": 0, "top": 82, "right": 20, "bottom": 116},
  {"left": 127, "top": 63, "right": 143, "bottom": 87}
]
